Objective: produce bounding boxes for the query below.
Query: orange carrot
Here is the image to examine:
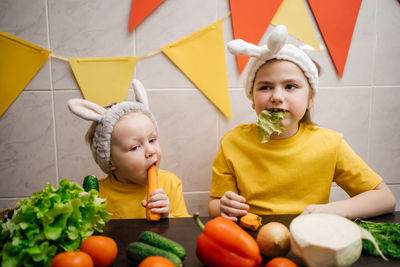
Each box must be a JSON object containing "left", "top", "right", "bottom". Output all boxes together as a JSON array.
[{"left": 146, "top": 164, "right": 160, "bottom": 222}]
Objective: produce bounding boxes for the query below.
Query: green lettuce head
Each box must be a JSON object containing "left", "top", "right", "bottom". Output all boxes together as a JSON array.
[
  {"left": 0, "top": 179, "right": 111, "bottom": 267},
  {"left": 256, "top": 110, "right": 285, "bottom": 143}
]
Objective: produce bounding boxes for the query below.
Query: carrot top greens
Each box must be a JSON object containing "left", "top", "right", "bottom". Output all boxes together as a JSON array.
[{"left": 356, "top": 219, "right": 400, "bottom": 259}]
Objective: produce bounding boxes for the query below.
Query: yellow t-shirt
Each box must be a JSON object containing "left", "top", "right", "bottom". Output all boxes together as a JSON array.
[
  {"left": 210, "top": 123, "right": 382, "bottom": 215},
  {"left": 99, "top": 169, "right": 190, "bottom": 219}
]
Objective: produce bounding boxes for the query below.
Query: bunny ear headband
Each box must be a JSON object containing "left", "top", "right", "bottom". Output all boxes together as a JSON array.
[
  {"left": 67, "top": 79, "right": 157, "bottom": 175},
  {"left": 227, "top": 25, "right": 318, "bottom": 100}
]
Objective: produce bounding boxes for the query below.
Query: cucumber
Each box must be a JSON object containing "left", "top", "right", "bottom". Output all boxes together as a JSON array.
[
  {"left": 83, "top": 175, "right": 99, "bottom": 192},
  {"left": 126, "top": 242, "right": 182, "bottom": 267},
  {"left": 139, "top": 231, "right": 186, "bottom": 259}
]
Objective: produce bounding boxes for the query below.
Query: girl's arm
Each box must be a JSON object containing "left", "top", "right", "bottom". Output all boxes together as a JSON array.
[
  {"left": 208, "top": 197, "right": 221, "bottom": 217},
  {"left": 302, "top": 182, "right": 396, "bottom": 219}
]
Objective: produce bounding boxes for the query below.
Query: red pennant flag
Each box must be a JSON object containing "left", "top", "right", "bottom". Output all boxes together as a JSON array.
[
  {"left": 308, "top": 0, "right": 362, "bottom": 78},
  {"left": 129, "top": 0, "right": 164, "bottom": 32},
  {"left": 229, "top": 0, "right": 283, "bottom": 74}
]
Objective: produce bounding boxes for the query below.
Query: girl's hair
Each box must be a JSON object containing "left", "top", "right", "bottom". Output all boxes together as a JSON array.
[{"left": 252, "top": 58, "right": 321, "bottom": 125}]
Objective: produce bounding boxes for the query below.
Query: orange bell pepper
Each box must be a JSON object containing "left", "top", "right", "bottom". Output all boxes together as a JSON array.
[{"left": 194, "top": 212, "right": 262, "bottom": 267}]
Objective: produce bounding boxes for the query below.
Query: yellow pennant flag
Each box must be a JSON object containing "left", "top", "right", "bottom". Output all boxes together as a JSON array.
[
  {"left": 0, "top": 31, "right": 50, "bottom": 117},
  {"left": 161, "top": 20, "right": 231, "bottom": 119},
  {"left": 271, "top": 0, "right": 320, "bottom": 51},
  {"left": 69, "top": 57, "right": 137, "bottom": 106}
]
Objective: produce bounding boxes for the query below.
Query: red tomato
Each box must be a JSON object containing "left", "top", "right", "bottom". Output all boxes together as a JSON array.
[
  {"left": 51, "top": 251, "right": 93, "bottom": 267},
  {"left": 80, "top": 235, "right": 118, "bottom": 267},
  {"left": 138, "top": 256, "right": 176, "bottom": 267},
  {"left": 265, "top": 257, "right": 298, "bottom": 267}
]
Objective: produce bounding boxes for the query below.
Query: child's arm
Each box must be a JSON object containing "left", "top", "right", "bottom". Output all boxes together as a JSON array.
[
  {"left": 208, "top": 191, "right": 249, "bottom": 222},
  {"left": 302, "top": 182, "right": 396, "bottom": 219},
  {"left": 141, "top": 188, "right": 170, "bottom": 218}
]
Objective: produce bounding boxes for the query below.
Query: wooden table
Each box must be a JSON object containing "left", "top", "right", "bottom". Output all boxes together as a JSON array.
[{"left": 101, "top": 212, "right": 400, "bottom": 266}]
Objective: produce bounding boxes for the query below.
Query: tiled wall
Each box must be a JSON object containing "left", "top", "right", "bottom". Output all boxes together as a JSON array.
[{"left": 1, "top": 0, "right": 399, "bottom": 216}]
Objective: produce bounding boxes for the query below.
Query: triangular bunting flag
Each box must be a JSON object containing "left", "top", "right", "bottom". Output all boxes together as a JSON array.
[
  {"left": 271, "top": 0, "right": 320, "bottom": 51},
  {"left": 230, "top": 0, "right": 283, "bottom": 74},
  {"left": 161, "top": 20, "right": 231, "bottom": 119},
  {"left": 129, "top": 0, "right": 164, "bottom": 32},
  {"left": 0, "top": 31, "right": 50, "bottom": 117},
  {"left": 308, "top": 0, "right": 362, "bottom": 77},
  {"left": 69, "top": 57, "right": 137, "bottom": 106}
]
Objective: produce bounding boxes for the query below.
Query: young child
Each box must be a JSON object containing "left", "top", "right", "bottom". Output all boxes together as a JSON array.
[
  {"left": 208, "top": 25, "right": 396, "bottom": 221},
  {"left": 68, "top": 80, "right": 189, "bottom": 219}
]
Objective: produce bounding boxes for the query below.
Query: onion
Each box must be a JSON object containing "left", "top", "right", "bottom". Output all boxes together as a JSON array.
[
  {"left": 256, "top": 222, "right": 291, "bottom": 257},
  {"left": 289, "top": 213, "right": 387, "bottom": 267}
]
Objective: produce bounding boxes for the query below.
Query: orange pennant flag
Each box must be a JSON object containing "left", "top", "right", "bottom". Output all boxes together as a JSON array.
[
  {"left": 161, "top": 20, "right": 231, "bottom": 119},
  {"left": 0, "top": 31, "right": 50, "bottom": 117},
  {"left": 129, "top": 0, "right": 165, "bottom": 32},
  {"left": 229, "top": 0, "right": 283, "bottom": 74},
  {"left": 69, "top": 57, "right": 137, "bottom": 106},
  {"left": 308, "top": 0, "right": 362, "bottom": 77}
]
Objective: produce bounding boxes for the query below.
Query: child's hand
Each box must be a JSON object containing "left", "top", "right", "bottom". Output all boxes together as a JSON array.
[
  {"left": 301, "top": 203, "right": 339, "bottom": 216},
  {"left": 141, "top": 188, "right": 170, "bottom": 218},
  {"left": 220, "top": 191, "right": 249, "bottom": 222}
]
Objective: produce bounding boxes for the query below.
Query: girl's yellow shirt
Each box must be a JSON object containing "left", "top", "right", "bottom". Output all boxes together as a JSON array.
[
  {"left": 210, "top": 123, "right": 382, "bottom": 215},
  {"left": 99, "top": 169, "right": 189, "bottom": 219}
]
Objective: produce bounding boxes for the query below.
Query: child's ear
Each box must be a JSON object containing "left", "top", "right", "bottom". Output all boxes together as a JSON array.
[
  {"left": 109, "top": 160, "right": 116, "bottom": 171},
  {"left": 307, "top": 94, "right": 315, "bottom": 110}
]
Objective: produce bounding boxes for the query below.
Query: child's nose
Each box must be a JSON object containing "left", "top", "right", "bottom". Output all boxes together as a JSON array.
[
  {"left": 271, "top": 88, "right": 284, "bottom": 103},
  {"left": 145, "top": 146, "right": 156, "bottom": 158}
]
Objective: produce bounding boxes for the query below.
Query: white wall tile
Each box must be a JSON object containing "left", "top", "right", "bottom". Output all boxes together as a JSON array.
[
  {"left": 0, "top": 91, "right": 57, "bottom": 197},
  {"left": 48, "top": 0, "right": 134, "bottom": 89},
  {"left": 183, "top": 192, "right": 210, "bottom": 217},
  {"left": 0, "top": 0, "right": 51, "bottom": 90},
  {"left": 313, "top": 87, "right": 371, "bottom": 160},
  {"left": 369, "top": 86, "right": 400, "bottom": 183},
  {"left": 374, "top": 0, "right": 400, "bottom": 85},
  {"left": 149, "top": 89, "right": 219, "bottom": 192}
]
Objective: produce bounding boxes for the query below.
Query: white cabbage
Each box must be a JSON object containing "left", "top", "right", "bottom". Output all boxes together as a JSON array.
[{"left": 289, "top": 213, "right": 387, "bottom": 267}]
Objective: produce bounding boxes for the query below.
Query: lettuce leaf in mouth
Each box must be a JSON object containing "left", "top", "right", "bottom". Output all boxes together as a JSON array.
[
  {"left": 256, "top": 110, "right": 285, "bottom": 143},
  {"left": 0, "top": 179, "right": 112, "bottom": 267}
]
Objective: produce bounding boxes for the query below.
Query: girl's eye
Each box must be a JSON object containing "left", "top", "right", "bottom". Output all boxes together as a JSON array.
[
  {"left": 149, "top": 138, "right": 157, "bottom": 143},
  {"left": 258, "top": 86, "right": 271, "bottom": 91},
  {"left": 286, "top": 84, "right": 298, "bottom": 90}
]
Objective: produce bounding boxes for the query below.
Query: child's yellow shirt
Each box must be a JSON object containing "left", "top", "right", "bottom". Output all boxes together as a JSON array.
[
  {"left": 210, "top": 123, "right": 382, "bottom": 215},
  {"left": 99, "top": 169, "right": 190, "bottom": 219}
]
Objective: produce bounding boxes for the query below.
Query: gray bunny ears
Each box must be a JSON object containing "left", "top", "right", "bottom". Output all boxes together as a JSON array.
[
  {"left": 67, "top": 79, "right": 150, "bottom": 122},
  {"left": 227, "top": 25, "right": 318, "bottom": 100},
  {"left": 67, "top": 79, "right": 157, "bottom": 175}
]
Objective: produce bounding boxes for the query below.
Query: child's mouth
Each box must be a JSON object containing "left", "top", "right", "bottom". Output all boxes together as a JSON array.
[{"left": 267, "top": 108, "right": 286, "bottom": 113}]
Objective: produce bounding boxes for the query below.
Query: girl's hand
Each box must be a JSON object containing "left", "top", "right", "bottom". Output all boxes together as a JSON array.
[
  {"left": 301, "top": 203, "right": 339, "bottom": 216},
  {"left": 141, "top": 188, "right": 170, "bottom": 218},
  {"left": 220, "top": 191, "right": 249, "bottom": 222}
]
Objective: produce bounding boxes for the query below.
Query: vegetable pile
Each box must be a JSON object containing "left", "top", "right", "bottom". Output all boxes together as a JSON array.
[
  {"left": 0, "top": 179, "right": 111, "bottom": 267},
  {"left": 256, "top": 110, "right": 285, "bottom": 143},
  {"left": 357, "top": 219, "right": 400, "bottom": 259}
]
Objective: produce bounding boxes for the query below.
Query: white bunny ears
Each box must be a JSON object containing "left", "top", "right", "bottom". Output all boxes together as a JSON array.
[
  {"left": 67, "top": 79, "right": 157, "bottom": 175},
  {"left": 227, "top": 25, "right": 318, "bottom": 100}
]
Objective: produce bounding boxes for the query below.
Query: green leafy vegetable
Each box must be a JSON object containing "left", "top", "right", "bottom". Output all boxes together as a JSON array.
[
  {"left": 256, "top": 110, "right": 285, "bottom": 143},
  {"left": 356, "top": 219, "right": 400, "bottom": 259},
  {"left": 0, "top": 179, "right": 111, "bottom": 267}
]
